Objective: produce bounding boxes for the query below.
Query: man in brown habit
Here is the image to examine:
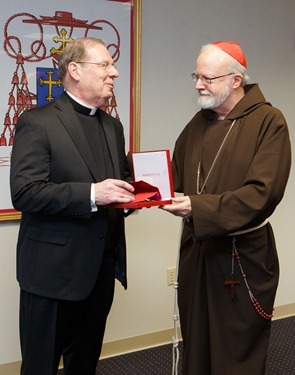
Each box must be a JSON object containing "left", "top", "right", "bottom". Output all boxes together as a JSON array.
[{"left": 161, "top": 41, "right": 291, "bottom": 374}]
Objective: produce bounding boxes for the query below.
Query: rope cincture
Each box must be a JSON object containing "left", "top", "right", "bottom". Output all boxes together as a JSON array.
[
  {"left": 171, "top": 220, "right": 183, "bottom": 375},
  {"left": 172, "top": 278, "right": 180, "bottom": 375}
]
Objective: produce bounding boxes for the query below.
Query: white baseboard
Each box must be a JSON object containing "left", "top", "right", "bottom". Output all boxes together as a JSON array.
[
  {"left": 1, "top": 302, "right": 294, "bottom": 374},
  {"left": 273, "top": 302, "right": 295, "bottom": 320},
  {"left": 100, "top": 327, "right": 181, "bottom": 359},
  {"left": 0, "top": 362, "right": 20, "bottom": 375}
]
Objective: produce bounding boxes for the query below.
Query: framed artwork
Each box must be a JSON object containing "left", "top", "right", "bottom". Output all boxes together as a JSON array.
[{"left": 0, "top": 0, "right": 142, "bottom": 221}]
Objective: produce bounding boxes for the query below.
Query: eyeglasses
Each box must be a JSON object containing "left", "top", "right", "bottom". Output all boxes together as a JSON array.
[
  {"left": 191, "top": 72, "right": 235, "bottom": 84},
  {"left": 76, "top": 61, "right": 117, "bottom": 71}
]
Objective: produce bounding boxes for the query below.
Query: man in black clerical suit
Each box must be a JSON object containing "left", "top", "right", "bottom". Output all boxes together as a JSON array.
[{"left": 10, "top": 37, "right": 135, "bottom": 375}]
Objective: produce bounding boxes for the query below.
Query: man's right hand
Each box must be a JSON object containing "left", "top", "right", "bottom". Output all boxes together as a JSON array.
[{"left": 94, "top": 179, "right": 135, "bottom": 205}]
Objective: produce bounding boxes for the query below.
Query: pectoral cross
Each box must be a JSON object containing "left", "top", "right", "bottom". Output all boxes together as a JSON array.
[{"left": 225, "top": 273, "right": 240, "bottom": 300}]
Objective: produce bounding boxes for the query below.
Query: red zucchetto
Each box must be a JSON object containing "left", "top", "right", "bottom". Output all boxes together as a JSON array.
[{"left": 213, "top": 41, "right": 247, "bottom": 68}]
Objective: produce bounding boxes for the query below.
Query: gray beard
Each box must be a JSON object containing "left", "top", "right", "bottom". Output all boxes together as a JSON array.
[{"left": 198, "top": 82, "right": 231, "bottom": 110}]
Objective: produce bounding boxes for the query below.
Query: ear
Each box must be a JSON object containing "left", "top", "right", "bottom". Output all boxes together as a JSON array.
[
  {"left": 232, "top": 74, "right": 243, "bottom": 89},
  {"left": 67, "top": 61, "right": 81, "bottom": 82}
]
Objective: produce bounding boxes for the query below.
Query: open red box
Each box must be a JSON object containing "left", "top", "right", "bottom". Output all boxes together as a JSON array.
[{"left": 110, "top": 150, "right": 174, "bottom": 209}]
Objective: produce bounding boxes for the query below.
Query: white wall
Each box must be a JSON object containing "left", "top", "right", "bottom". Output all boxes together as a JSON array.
[
  {"left": 1, "top": 0, "right": 295, "bottom": 365},
  {"left": 0, "top": 223, "right": 20, "bottom": 363}
]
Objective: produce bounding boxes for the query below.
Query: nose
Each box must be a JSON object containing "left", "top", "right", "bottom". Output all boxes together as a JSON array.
[
  {"left": 109, "top": 65, "right": 119, "bottom": 78},
  {"left": 195, "top": 77, "right": 205, "bottom": 90}
]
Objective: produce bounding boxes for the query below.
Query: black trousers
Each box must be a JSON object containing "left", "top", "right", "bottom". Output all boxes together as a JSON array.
[{"left": 19, "top": 249, "right": 115, "bottom": 375}]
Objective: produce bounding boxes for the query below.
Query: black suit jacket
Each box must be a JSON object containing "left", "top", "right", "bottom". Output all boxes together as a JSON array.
[{"left": 10, "top": 93, "right": 132, "bottom": 301}]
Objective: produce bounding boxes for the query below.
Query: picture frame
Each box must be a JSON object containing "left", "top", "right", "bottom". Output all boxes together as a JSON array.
[{"left": 0, "top": 0, "right": 142, "bottom": 221}]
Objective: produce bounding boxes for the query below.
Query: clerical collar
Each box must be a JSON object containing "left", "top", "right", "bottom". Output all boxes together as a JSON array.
[{"left": 65, "top": 91, "right": 98, "bottom": 116}]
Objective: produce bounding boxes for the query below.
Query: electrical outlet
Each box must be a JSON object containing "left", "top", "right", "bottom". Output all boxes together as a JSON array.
[{"left": 167, "top": 267, "right": 176, "bottom": 286}]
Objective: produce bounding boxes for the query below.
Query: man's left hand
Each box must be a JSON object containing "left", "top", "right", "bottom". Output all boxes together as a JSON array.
[{"left": 160, "top": 196, "right": 192, "bottom": 219}]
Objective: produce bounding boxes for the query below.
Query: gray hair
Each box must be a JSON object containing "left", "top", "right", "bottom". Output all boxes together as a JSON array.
[{"left": 58, "top": 37, "right": 105, "bottom": 82}]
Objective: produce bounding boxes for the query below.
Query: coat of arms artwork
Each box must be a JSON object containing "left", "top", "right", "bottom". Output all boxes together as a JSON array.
[{"left": 0, "top": 1, "right": 140, "bottom": 220}]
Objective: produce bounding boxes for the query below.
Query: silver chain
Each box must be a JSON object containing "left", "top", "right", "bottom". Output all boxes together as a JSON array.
[{"left": 197, "top": 119, "right": 236, "bottom": 195}]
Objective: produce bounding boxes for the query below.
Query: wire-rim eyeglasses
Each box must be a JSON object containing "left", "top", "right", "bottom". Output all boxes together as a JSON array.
[
  {"left": 76, "top": 61, "right": 117, "bottom": 71},
  {"left": 191, "top": 72, "right": 235, "bottom": 84}
]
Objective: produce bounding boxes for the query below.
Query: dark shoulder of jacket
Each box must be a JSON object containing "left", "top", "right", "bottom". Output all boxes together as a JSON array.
[{"left": 19, "top": 97, "right": 62, "bottom": 120}]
